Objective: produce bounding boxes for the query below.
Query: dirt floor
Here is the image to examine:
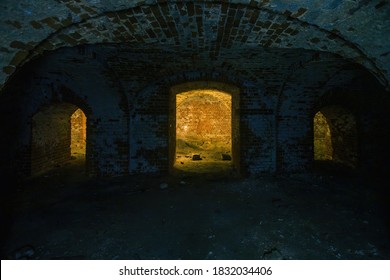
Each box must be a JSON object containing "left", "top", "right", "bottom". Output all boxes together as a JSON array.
[
  {"left": 1, "top": 158, "right": 389, "bottom": 260},
  {"left": 173, "top": 155, "right": 234, "bottom": 175}
]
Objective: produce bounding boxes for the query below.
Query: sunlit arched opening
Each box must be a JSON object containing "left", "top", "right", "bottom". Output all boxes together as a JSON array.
[
  {"left": 314, "top": 111, "right": 333, "bottom": 161},
  {"left": 31, "top": 103, "right": 87, "bottom": 176},
  {"left": 170, "top": 82, "right": 240, "bottom": 175},
  {"left": 313, "top": 106, "right": 358, "bottom": 168},
  {"left": 176, "top": 89, "right": 232, "bottom": 163},
  {"left": 70, "top": 108, "right": 87, "bottom": 159}
]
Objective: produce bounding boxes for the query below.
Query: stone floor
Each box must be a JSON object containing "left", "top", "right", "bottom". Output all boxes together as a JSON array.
[{"left": 1, "top": 159, "right": 389, "bottom": 260}]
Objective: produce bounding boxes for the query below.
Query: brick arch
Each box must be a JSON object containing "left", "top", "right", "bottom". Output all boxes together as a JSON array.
[
  {"left": 273, "top": 56, "right": 347, "bottom": 172},
  {"left": 58, "top": 85, "right": 94, "bottom": 117},
  {"left": 2, "top": 76, "right": 97, "bottom": 177},
  {"left": 275, "top": 58, "right": 388, "bottom": 173},
  {"left": 312, "top": 88, "right": 362, "bottom": 119},
  {"left": 18, "top": 83, "right": 95, "bottom": 122},
  {"left": 310, "top": 82, "right": 390, "bottom": 173},
  {"left": 291, "top": 62, "right": 387, "bottom": 122},
  {"left": 276, "top": 58, "right": 382, "bottom": 120},
  {"left": 127, "top": 69, "right": 246, "bottom": 174},
  {"left": 274, "top": 58, "right": 374, "bottom": 172},
  {"left": 30, "top": 101, "right": 87, "bottom": 176},
  {"left": 0, "top": 49, "right": 131, "bottom": 177},
  {"left": 39, "top": 85, "right": 96, "bottom": 176},
  {"left": 313, "top": 105, "right": 358, "bottom": 169},
  {"left": 2, "top": 1, "right": 386, "bottom": 91},
  {"left": 169, "top": 80, "right": 241, "bottom": 175}
]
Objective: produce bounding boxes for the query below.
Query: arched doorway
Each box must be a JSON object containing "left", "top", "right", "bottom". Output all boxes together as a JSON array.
[
  {"left": 314, "top": 111, "right": 333, "bottom": 161},
  {"left": 70, "top": 108, "right": 87, "bottom": 159},
  {"left": 313, "top": 105, "right": 358, "bottom": 168},
  {"left": 169, "top": 82, "right": 240, "bottom": 175},
  {"left": 31, "top": 103, "right": 87, "bottom": 176}
]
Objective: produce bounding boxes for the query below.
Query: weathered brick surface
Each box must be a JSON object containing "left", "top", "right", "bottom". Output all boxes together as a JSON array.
[
  {"left": 31, "top": 103, "right": 77, "bottom": 176},
  {"left": 70, "top": 108, "right": 87, "bottom": 155},
  {"left": 0, "top": 1, "right": 389, "bottom": 91},
  {"left": 0, "top": 48, "right": 129, "bottom": 177},
  {"left": 1, "top": 44, "right": 388, "bottom": 179}
]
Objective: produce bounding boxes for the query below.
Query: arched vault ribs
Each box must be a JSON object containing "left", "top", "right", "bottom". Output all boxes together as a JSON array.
[{"left": 2, "top": 1, "right": 387, "bottom": 91}]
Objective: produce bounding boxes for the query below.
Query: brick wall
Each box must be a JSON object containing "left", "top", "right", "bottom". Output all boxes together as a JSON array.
[
  {"left": 170, "top": 82, "right": 239, "bottom": 173},
  {"left": 0, "top": 47, "right": 129, "bottom": 177},
  {"left": 313, "top": 111, "right": 333, "bottom": 161},
  {"left": 31, "top": 103, "right": 76, "bottom": 176},
  {"left": 1, "top": 1, "right": 389, "bottom": 92},
  {"left": 318, "top": 106, "right": 358, "bottom": 168},
  {"left": 70, "top": 108, "right": 86, "bottom": 156},
  {"left": 176, "top": 90, "right": 232, "bottom": 160},
  {"left": 0, "top": 44, "right": 388, "bottom": 179}
]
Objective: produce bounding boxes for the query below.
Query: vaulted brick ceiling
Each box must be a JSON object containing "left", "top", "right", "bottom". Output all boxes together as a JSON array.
[{"left": 0, "top": 0, "right": 389, "bottom": 91}]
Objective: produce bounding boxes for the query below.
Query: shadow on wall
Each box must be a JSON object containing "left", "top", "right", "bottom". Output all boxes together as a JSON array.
[{"left": 31, "top": 103, "right": 87, "bottom": 177}]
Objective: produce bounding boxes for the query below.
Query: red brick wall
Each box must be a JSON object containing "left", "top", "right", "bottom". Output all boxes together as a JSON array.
[
  {"left": 31, "top": 103, "right": 77, "bottom": 176},
  {"left": 70, "top": 108, "right": 87, "bottom": 157},
  {"left": 0, "top": 44, "right": 388, "bottom": 179}
]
